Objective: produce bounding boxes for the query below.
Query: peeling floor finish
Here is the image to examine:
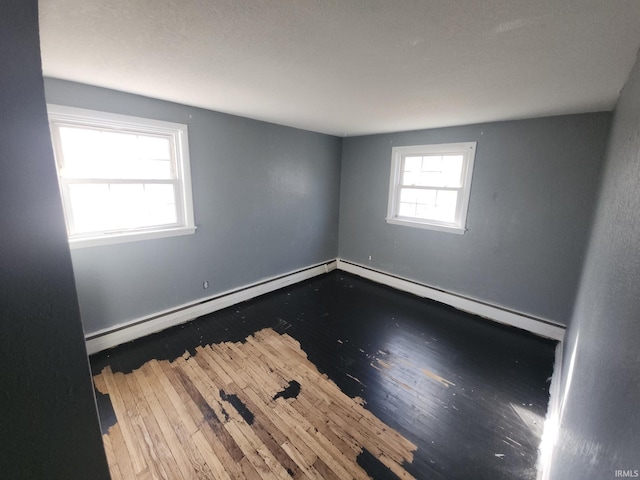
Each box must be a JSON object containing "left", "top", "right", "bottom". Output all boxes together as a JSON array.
[
  {"left": 94, "top": 328, "right": 417, "bottom": 479},
  {"left": 91, "top": 271, "right": 556, "bottom": 479}
]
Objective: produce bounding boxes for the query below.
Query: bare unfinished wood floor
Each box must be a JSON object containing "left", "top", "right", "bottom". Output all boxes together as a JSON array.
[{"left": 94, "top": 328, "right": 417, "bottom": 480}]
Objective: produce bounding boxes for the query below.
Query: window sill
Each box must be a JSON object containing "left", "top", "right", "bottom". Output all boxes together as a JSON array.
[
  {"left": 386, "top": 217, "right": 465, "bottom": 235},
  {"left": 68, "top": 226, "right": 197, "bottom": 249}
]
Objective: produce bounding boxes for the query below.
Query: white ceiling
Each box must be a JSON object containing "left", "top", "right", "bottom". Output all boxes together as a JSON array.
[{"left": 39, "top": 0, "right": 640, "bottom": 137}]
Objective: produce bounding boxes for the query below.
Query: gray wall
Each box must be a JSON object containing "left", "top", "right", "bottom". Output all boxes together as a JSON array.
[
  {"left": 339, "top": 114, "right": 610, "bottom": 325},
  {"left": 548, "top": 50, "right": 640, "bottom": 478},
  {"left": 0, "top": 2, "right": 109, "bottom": 479},
  {"left": 44, "top": 79, "right": 342, "bottom": 334}
]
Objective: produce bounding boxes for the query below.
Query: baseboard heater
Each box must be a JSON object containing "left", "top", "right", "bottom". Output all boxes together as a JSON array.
[
  {"left": 335, "top": 259, "right": 565, "bottom": 341},
  {"left": 86, "top": 257, "right": 564, "bottom": 355},
  {"left": 85, "top": 260, "right": 337, "bottom": 355}
]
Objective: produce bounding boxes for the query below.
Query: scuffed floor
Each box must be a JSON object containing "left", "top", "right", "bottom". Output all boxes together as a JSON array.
[
  {"left": 91, "top": 271, "right": 556, "bottom": 479},
  {"left": 94, "top": 327, "right": 417, "bottom": 479}
]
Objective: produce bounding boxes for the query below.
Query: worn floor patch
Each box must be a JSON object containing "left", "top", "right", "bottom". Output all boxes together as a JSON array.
[{"left": 94, "top": 327, "right": 417, "bottom": 479}]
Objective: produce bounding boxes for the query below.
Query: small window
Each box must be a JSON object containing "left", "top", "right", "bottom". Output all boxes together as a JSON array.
[
  {"left": 47, "top": 105, "right": 196, "bottom": 248},
  {"left": 387, "top": 142, "right": 476, "bottom": 234}
]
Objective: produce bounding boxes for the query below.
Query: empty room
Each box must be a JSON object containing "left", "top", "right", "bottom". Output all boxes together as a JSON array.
[{"left": 3, "top": 1, "right": 640, "bottom": 480}]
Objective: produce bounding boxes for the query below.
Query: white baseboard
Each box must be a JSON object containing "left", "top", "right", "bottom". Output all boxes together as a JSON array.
[
  {"left": 86, "top": 257, "right": 564, "bottom": 355},
  {"left": 537, "top": 341, "right": 564, "bottom": 479},
  {"left": 85, "top": 260, "right": 337, "bottom": 355},
  {"left": 336, "top": 259, "right": 565, "bottom": 341}
]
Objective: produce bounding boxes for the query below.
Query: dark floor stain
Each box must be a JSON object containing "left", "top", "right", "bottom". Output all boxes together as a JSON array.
[
  {"left": 273, "top": 380, "right": 301, "bottom": 401},
  {"left": 356, "top": 448, "right": 400, "bottom": 480},
  {"left": 173, "top": 366, "right": 227, "bottom": 429},
  {"left": 220, "top": 389, "right": 254, "bottom": 425},
  {"left": 220, "top": 405, "right": 230, "bottom": 422},
  {"left": 94, "top": 387, "right": 117, "bottom": 434}
]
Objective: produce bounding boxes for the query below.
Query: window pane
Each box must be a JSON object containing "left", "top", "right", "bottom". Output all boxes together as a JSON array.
[
  {"left": 402, "top": 156, "right": 422, "bottom": 185},
  {"left": 415, "top": 203, "right": 434, "bottom": 219},
  {"left": 399, "top": 188, "right": 438, "bottom": 219},
  {"left": 67, "top": 184, "right": 111, "bottom": 234},
  {"left": 441, "top": 155, "right": 464, "bottom": 187},
  {"left": 432, "top": 190, "right": 458, "bottom": 222},
  {"left": 397, "top": 187, "right": 458, "bottom": 223},
  {"left": 137, "top": 136, "right": 171, "bottom": 161},
  {"left": 59, "top": 127, "right": 103, "bottom": 178},
  {"left": 142, "top": 184, "right": 178, "bottom": 226},
  {"left": 108, "top": 184, "right": 146, "bottom": 229},
  {"left": 421, "top": 155, "right": 441, "bottom": 171},
  {"left": 101, "top": 131, "right": 138, "bottom": 164},
  {"left": 58, "top": 126, "right": 174, "bottom": 180},
  {"left": 404, "top": 156, "right": 422, "bottom": 173},
  {"left": 400, "top": 154, "right": 464, "bottom": 187},
  {"left": 399, "top": 188, "right": 418, "bottom": 204},
  {"left": 400, "top": 188, "right": 437, "bottom": 206},
  {"left": 398, "top": 201, "right": 417, "bottom": 218},
  {"left": 417, "top": 189, "right": 437, "bottom": 206},
  {"left": 68, "top": 183, "right": 178, "bottom": 234}
]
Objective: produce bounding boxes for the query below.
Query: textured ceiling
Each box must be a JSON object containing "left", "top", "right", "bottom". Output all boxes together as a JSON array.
[{"left": 39, "top": 0, "right": 640, "bottom": 136}]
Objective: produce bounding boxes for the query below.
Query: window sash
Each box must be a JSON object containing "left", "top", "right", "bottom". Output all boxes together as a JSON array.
[
  {"left": 400, "top": 154, "right": 464, "bottom": 188},
  {"left": 52, "top": 122, "right": 179, "bottom": 180},
  {"left": 395, "top": 186, "right": 461, "bottom": 224},
  {"left": 58, "top": 178, "right": 184, "bottom": 237}
]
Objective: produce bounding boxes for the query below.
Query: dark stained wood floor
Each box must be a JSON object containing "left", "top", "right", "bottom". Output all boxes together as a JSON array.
[{"left": 91, "top": 270, "right": 557, "bottom": 479}]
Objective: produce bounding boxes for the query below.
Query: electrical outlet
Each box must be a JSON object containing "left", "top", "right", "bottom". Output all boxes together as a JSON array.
[{"left": 203, "top": 281, "right": 209, "bottom": 289}]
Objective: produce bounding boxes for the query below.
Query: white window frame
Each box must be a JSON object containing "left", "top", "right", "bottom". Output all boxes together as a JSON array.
[
  {"left": 386, "top": 142, "right": 477, "bottom": 234},
  {"left": 47, "top": 105, "right": 196, "bottom": 248}
]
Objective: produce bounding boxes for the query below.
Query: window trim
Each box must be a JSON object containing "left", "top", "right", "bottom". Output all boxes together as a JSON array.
[
  {"left": 386, "top": 142, "right": 477, "bottom": 234},
  {"left": 47, "top": 104, "right": 196, "bottom": 248}
]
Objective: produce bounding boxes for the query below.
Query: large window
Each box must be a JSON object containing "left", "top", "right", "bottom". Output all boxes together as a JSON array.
[
  {"left": 48, "top": 105, "right": 195, "bottom": 248},
  {"left": 386, "top": 142, "right": 476, "bottom": 234}
]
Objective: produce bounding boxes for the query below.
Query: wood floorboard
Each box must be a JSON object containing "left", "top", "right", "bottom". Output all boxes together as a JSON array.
[{"left": 90, "top": 271, "right": 556, "bottom": 479}]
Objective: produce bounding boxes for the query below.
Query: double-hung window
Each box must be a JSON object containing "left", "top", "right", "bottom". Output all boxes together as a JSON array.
[
  {"left": 387, "top": 142, "right": 476, "bottom": 234},
  {"left": 48, "top": 105, "right": 196, "bottom": 248}
]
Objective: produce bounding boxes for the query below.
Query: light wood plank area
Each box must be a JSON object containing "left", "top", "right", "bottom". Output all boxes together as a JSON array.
[{"left": 94, "top": 328, "right": 418, "bottom": 480}]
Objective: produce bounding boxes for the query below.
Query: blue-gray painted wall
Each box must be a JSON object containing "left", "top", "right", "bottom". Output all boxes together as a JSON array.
[
  {"left": 338, "top": 114, "right": 610, "bottom": 325},
  {"left": 44, "top": 79, "right": 343, "bottom": 334},
  {"left": 548, "top": 49, "right": 640, "bottom": 478},
  {"left": 0, "top": 2, "right": 109, "bottom": 478}
]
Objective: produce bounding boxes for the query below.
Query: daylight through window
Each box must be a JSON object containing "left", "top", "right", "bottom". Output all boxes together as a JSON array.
[
  {"left": 387, "top": 142, "right": 476, "bottom": 234},
  {"left": 48, "top": 105, "right": 195, "bottom": 248}
]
